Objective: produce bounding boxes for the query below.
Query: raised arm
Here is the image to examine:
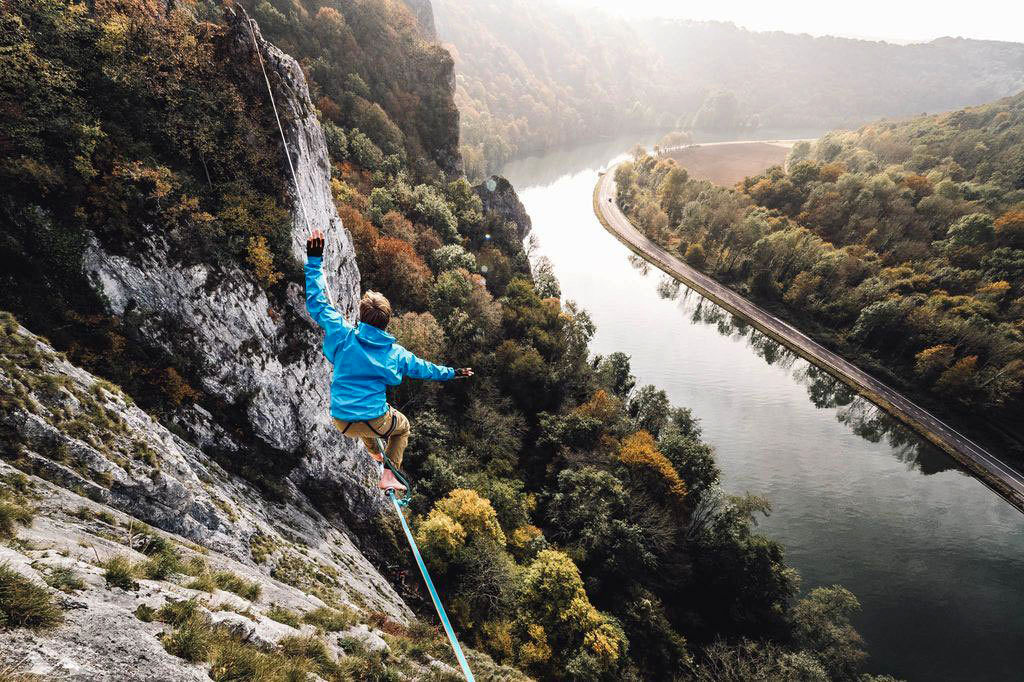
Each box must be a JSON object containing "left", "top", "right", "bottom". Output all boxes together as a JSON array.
[{"left": 304, "top": 229, "right": 350, "bottom": 334}]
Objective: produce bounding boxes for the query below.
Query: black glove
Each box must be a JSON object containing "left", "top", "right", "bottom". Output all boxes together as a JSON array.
[
  {"left": 454, "top": 367, "right": 474, "bottom": 378},
  {"left": 307, "top": 230, "right": 324, "bottom": 258}
]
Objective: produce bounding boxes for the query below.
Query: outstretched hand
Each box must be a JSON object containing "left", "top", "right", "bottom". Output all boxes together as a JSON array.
[
  {"left": 454, "top": 367, "right": 474, "bottom": 379},
  {"left": 307, "top": 229, "right": 325, "bottom": 258}
]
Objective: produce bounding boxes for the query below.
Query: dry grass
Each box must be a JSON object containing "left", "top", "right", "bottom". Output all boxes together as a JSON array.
[
  {"left": 0, "top": 563, "right": 63, "bottom": 629},
  {"left": 666, "top": 142, "right": 790, "bottom": 186}
]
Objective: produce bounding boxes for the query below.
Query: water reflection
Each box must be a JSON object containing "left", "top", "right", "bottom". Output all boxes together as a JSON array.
[
  {"left": 506, "top": 138, "right": 1024, "bottom": 682},
  {"left": 659, "top": 280, "right": 957, "bottom": 475}
]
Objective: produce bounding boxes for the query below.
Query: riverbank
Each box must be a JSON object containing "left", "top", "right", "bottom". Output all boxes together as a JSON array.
[{"left": 594, "top": 167, "right": 1024, "bottom": 514}]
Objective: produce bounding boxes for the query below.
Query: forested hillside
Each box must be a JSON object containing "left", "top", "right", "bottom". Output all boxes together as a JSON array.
[
  {"left": 432, "top": 0, "right": 668, "bottom": 179},
  {"left": 616, "top": 93, "right": 1024, "bottom": 459},
  {"left": 633, "top": 20, "right": 1024, "bottom": 132},
  {"left": 432, "top": 0, "right": 1024, "bottom": 177},
  {"left": 1, "top": 0, "right": 898, "bottom": 679}
]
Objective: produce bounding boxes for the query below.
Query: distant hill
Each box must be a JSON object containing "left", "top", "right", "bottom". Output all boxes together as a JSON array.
[
  {"left": 635, "top": 20, "right": 1024, "bottom": 131},
  {"left": 433, "top": 0, "right": 1024, "bottom": 175}
]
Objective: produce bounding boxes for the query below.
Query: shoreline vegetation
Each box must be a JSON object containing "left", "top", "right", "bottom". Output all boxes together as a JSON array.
[
  {"left": 595, "top": 94, "right": 1024, "bottom": 511},
  {"left": 593, "top": 171, "right": 1024, "bottom": 513}
]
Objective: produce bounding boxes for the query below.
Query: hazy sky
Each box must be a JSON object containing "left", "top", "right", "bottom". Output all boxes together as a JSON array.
[{"left": 564, "top": 0, "right": 1024, "bottom": 43}]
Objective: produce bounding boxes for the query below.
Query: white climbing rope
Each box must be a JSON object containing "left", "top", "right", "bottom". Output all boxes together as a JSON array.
[{"left": 244, "top": 15, "right": 341, "bottom": 309}]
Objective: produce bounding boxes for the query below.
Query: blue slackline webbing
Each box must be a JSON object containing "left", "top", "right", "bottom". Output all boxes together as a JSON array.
[{"left": 386, "top": 488, "right": 476, "bottom": 682}]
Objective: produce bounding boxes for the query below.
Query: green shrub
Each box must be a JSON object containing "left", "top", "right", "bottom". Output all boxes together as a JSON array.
[
  {"left": 102, "top": 556, "right": 138, "bottom": 591},
  {"left": 266, "top": 604, "right": 301, "bottom": 628},
  {"left": 0, "top": 563, "right": 62, "bottom": 629}
]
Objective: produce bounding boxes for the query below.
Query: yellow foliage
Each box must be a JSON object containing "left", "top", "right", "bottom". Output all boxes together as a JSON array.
[
  {"left": 330, "top": 178, "right": 356, "bottom": 206},
  {"left": 936, "top": 355, "right": 978, "bottom": 392},
  {"left": 915, "top": 344, "right": 955, "bottom": 377},
  {"left": 434, "top": 488, "right": 506, "bottom": 547},
  {"left": 995, "top": 209, "right": 1024, "bottom": 246},
  {"left": 618, "top": 431, "right": 687, "bottom": 504},
  {"left": 509, "top": 524, "right": 543, "bottom": 560},
  {"left": 784, "top": 271, "right": 823, "bottom": 304},
  {"left": 160, "top": 367, "right": 198, "bottom": 406},
  {"left": 480, "top": 619, "right": 515, "bottom": 662},
  {"left": 574, "top": 389, "right": 620, "bottom": 422},
  {"left": 976, "top": 280, "right": 1011, "bottom": 300},
  {"left": 819, "top": 162, "right": 845, "bottom": 182},
  {"left": 415, "top": 511, "right": 466, "bottom": 571},
  {"left": 585, "top": 621, "right": 626, "bottom": 664},
  {"left": 748, "top": 178, "right": 772, "bottom": 200},
  {"left": 565, "top": 595, "right": 603, "bottom": 632},
  {"left": 520, "top": 550, "right": 626, "bottom": 671},
  {"left": 389, "top": 312, "right": 446, "bottom": 363},
  {"left": 523, "top": 549, "right": 587, "bottom": 619},
  {"left": 518, "top": 624, "right": 552, "bottom": 667},
  {"left": 246, "top": 236, "right": 283, "bottom": 288}
]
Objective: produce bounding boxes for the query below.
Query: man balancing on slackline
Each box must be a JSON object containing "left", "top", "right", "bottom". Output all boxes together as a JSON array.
[{"left": 304, "top": 229, "right": 473, "bottom": 494}]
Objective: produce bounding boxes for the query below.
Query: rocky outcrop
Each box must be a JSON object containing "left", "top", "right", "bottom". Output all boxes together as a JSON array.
[
  {"left": 402, "top": 0, "right": 437, "bottom": 38},
  {"left": 80, "top": 13, "right": 385, "bottom": 537},
  {"left": 475, "top": 175, "right": 533, "bottom": 239},
  {"left": 0, "top": 321, "right": 408, "bottom": 620}
]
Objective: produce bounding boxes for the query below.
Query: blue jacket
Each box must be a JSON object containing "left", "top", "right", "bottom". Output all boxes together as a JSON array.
[{"left": 305, "top": 257, "right": 455, "bottom": 421}]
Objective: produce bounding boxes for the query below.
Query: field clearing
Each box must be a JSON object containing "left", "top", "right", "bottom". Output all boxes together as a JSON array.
[{"left": 666, "top": 141, "right": 793, "bottom": 186}]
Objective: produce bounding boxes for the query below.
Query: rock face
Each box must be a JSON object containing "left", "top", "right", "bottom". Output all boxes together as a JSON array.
[
  {"left": 80, "top": 12, "right": 386, "bottom": 536},
  {"left": 475, "top": 176, "right": 533, "bottom": 239},
  {"left": 0, "top": 320, "right": 528, "bottom": 681},
  {"left": 402, "top": 0, "right": 438, "bottom": 38},
  {"left": 0, "top": 322, "right": 408, "bottom": 620}
]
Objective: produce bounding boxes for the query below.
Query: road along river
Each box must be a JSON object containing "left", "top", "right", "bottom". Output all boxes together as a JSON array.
[
  {"left": 502, "top": 135, "right": 1024, "bottom": 681},
  {"left": 595, "top": 162, "right": 1024, "bottom": 514}
]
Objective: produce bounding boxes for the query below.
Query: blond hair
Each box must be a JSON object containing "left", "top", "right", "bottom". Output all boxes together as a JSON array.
[{"left": 359, "top": 291, "right": 392, "bottom": 329}]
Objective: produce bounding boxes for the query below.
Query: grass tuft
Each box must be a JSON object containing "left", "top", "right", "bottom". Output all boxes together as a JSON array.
[
  {"left": 102, "top": 555, "right": 138, "bottom": 591},
  {"left": 140, "top": 546, "right": 182, "bottom": 581},
  {"left": 278, "top": 634, "right": 338, "bottom": 676},
  {"left": 42, "top": 566, "right": 85, "bottom": 593},
  {"left": 156, "top": 598, "right": 204, "bottom": 626},
  {"left": 0, "top": 497, "right": 33, "bottom": 539},
  {"left": 162, "top": 615, "right": 213, "bottom": 662},
  {"left": 135, "top": 603, "right": 157, "bottom": 622},
  {"left": 266, "top": 604, "right": 301, "bottom": 628},
  {"left": 189, "top": 568, "right": 261, "bottom": 601},
  {"left": 303, "top": 605, "right": 357, "bottom": 632},
  {"left": 0, "top": 563, "right": 63, "bottom": 629}
]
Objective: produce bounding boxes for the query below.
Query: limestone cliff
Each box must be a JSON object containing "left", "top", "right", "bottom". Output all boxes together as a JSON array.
[
  {"left": 0, "top": 320, "right": 522, "bottom": 679},
  {"left": 81, "top": 12, "right": 384, "bottom": 537}
]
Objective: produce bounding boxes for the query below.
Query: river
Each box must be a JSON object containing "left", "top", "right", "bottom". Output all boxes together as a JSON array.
[{"left": 501, "top": 135, "right": 1024, "bottom": 681}]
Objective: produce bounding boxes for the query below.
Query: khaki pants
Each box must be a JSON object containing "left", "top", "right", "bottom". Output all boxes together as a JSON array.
[{"left": 333, "top": 408, "right": 411, "bottom": 468}]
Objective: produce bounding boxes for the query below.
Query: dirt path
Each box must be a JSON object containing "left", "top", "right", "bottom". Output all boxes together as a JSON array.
[{"left": 594, "top": 168, "right": 1024, "bottom": 514}]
